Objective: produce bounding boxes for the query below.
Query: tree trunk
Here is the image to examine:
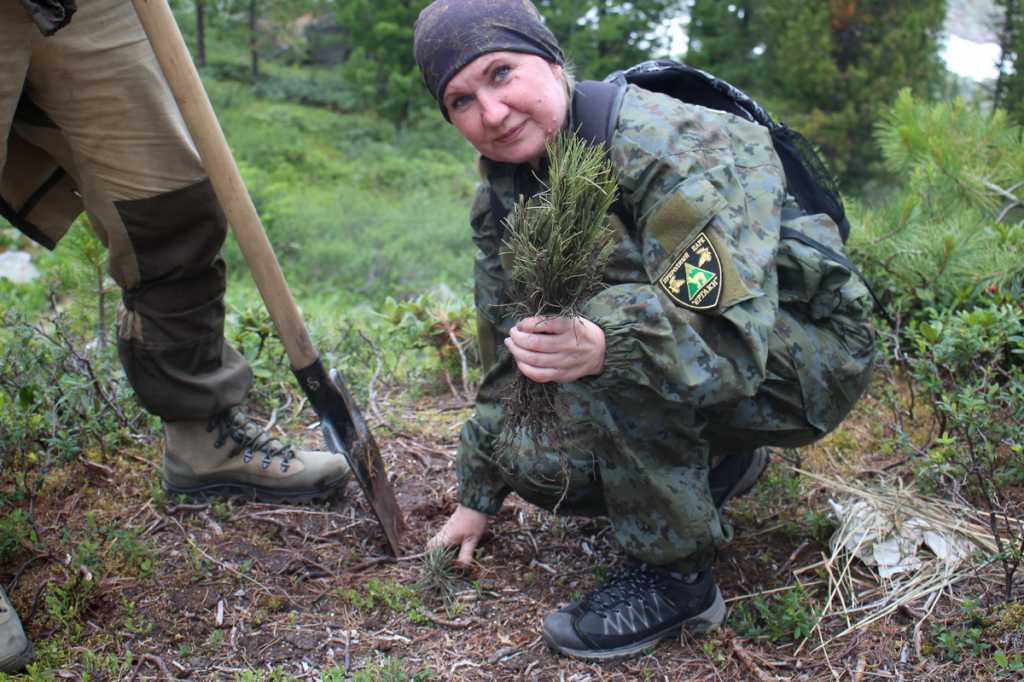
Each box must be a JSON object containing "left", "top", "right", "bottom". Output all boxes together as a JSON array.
[
  {"left": 195, "top": 0, "right": 206, "bottom": 69},
  {"left": 96, "top": 265, "right": 107, "bottom": 352},
  {"left": 993, "top": 0, "right": 1017, "bottom": 110},
  {"left": 249, "top": 0, "right": 259, "bottom": 81}
]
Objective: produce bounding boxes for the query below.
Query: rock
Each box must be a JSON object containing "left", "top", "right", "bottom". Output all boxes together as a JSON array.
[{"left": 0, "top": 251, "right": 40, "bottom": 284}]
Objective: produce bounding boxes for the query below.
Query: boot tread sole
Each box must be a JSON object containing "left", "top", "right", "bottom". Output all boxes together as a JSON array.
[{"left": 163, "top": 473, "right": 349, "bottom": 504}]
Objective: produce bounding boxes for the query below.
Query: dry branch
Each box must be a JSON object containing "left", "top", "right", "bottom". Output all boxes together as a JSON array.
[{"left": 729, "top": 635, "right": 777, "bottom": 681}]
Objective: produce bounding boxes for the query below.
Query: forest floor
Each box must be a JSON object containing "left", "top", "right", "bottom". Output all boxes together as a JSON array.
[{"left": 1, "top": 374, "right": 1022, "bottom": 681}]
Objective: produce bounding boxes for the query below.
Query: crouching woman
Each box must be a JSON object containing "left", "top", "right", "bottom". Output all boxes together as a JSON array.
[{"left": 413, "top": 0, "right": 875, "bottom": 661}]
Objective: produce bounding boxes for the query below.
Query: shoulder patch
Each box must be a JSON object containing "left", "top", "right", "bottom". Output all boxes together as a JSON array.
[{"left": 658, "top": 232, "right": 722, "bottom": 310}]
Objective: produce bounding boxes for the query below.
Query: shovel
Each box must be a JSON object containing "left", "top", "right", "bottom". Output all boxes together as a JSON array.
[{"left": 130, "top": 0, "right": 404, "bottom": 556}]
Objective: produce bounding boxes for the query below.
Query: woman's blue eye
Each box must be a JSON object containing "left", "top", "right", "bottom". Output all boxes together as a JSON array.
[
  {"left": 493, "top": 65, "right": 511, "bottom": 81},
  {"left": 450, "top": 95, "right": 472, "bottom": 110}
]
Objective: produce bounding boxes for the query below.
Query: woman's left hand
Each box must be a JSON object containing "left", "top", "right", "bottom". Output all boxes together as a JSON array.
[{"left": 505, "top": 315, "right": 605, "bottom": 383}]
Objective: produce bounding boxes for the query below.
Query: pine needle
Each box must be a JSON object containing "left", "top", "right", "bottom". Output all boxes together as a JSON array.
[
  {"left": 415, "top": 544, "right": 461, "bottom": 607},
  {"left": 499, "top": 131, "right": 618, "bottom": 450}
]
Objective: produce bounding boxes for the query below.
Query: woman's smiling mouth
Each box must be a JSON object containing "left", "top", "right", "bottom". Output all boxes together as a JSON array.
[{"left": 495, "top": 122, "right": 525, "bottom": 144}]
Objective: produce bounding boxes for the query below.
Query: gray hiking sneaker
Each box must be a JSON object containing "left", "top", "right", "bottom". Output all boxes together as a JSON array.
[
  {"left": 709, "top": 447, "right": 770, "bottom": 509},
  {"left": 542, "top": 563, "right": 725, "bottom": 661},
  {"left": 163, "top": 407, "right": 351, "bottom": 502},
  {"left": 0, "top": 586, "right": 32, "bottom": 673}
]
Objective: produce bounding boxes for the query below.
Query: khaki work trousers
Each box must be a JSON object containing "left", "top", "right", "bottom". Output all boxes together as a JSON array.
[{"left": 1, "top": 0, "right": 252, "bottom": 420}]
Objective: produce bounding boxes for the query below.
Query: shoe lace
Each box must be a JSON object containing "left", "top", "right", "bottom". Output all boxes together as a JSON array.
[
  {"left": 584, "top": 564, "right": 662, "bottom": 616},
  {"left": 207, "top": 408, "right": 295, "bottom": 471}
]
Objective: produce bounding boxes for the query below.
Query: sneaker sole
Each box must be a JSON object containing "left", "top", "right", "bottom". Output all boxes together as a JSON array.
[
  {"left": 0, "top": 640, "right": 34, "bottom": 674},
  {"left": 717, "top": 448, "right": 770, "bottom": 509},
  {"left": 543, "top": 586, "right": 727, "bottom": 662},
  {"left": 163, "top": 473, "right": 350, "bottom": 504}
]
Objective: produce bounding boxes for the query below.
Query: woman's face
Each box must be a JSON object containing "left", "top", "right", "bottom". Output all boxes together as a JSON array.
[{"left": 443, "top": 51, "right": 568, "bottom": 166}]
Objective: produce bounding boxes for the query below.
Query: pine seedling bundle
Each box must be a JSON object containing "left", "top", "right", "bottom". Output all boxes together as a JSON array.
[{"left": 500, "top": 131, "right": 619, "bottom": 446}]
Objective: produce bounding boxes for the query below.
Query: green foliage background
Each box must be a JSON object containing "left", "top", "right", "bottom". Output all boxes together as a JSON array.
[{"left": 686, "top": 0, "right": 947, "bottom": 188}]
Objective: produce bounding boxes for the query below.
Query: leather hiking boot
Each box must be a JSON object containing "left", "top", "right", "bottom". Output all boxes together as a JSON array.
[
  {"left": 542, "top": 563, "right": 725, "bottom": 661},
  {"left": 0, "top": 586, "right": 32, "bottom": 673},
  {"left": 163, "top": 407, "right": 351, "bottom": 503},
  {"left": 710, "top": 447, "right": 770, "bottom": 509}
]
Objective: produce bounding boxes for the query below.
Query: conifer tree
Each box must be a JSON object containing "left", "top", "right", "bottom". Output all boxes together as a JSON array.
[
  {"left": 763, "top": 0, "right": 945, "bottom": 187},
  {"left": 685, "top": 0, "right": 946, "bottom": 188},
  {"left": 683, "top": 0, "right": 757, "bottom": 90},
  {"left": 331, "top": 0, "right": 430, "bottom": 127},
  {"left": 536, "top": 0, "right": 680, "bottom": 79},
  {"left": 994, "top": 0, "right": 1024, "bottom": 123}
]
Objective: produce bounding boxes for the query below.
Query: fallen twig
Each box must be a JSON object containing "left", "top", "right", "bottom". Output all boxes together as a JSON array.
[
  {"left": 349, "top": 551, "right": 427, "bottom": 573},
  {"left": 128, "top": 653, "right": 173, "bottom": 681},
  {"left": 488, "top": 645, "right": 522, "bottom": 664},
  {"left": 729, "top": 636, "right": 776, "bottom": 682},
  {"left": 165, "top": 502, "right": 211, "bottom": 515},
  {"left": 724, "top": 580, "right": 825, "bottom": 604},
  {"left": 852, "top": 654, "right": 867, "bottom": 682},
  {"left": 420, "top": 610, "right": 479, "bottom": 628}
]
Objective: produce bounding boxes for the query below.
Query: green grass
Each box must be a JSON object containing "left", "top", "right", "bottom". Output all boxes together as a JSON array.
[{"left": 205, "top": 76, "right": 478, "bottom": 304}]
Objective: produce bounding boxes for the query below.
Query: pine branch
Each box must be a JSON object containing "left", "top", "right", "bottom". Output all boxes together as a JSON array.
[{"left": 499, "top": 132, "right": 619, "bottom": 449}]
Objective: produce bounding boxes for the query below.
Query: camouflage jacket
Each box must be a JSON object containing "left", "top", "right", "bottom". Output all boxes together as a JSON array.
[{"left": 457, "top": 85, "right": 870, "bottom": 514}]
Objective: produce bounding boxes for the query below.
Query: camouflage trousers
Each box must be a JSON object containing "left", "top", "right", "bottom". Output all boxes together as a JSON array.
[
  {"left": 462, "top": 301, "right": 875, "bottom": 572},
  {"left": 1, "top": 0, "right": 252, "bottom": 420}
]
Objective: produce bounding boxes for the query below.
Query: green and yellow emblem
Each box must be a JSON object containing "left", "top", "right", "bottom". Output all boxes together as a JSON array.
[{"left": 658, "top": 232, "right": 722, "bottom": 310}]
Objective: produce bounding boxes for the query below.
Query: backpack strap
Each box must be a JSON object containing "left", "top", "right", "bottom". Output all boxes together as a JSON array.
[
  {"left": 571, "top": 78, "right": 627, "bottom": 149},
  {"left": 571, "top": 79, "right": 633, "bottom": 227}
]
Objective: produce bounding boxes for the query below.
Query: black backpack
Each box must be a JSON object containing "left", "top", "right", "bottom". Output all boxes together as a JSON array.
[
  {"left": 572, "top": 59, "right": 851, "bottom": 243},
  {"left": 569, "top": 60, "right": 894, "bottom": 325}
]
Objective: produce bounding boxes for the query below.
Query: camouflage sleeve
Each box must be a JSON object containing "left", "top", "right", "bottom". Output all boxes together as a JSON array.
[
  {"left": 456, "top": 389, "right": 512, "bottom": 515},
  {"left": 582, "top": 88, "right": 787, "bottom": 408},
  {"left": 455, "top": 183, "right": 512, "bottom": 515}
]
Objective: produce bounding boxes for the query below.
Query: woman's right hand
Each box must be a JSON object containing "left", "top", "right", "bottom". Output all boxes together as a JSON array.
[{"left": 428, "top": 504, "right": 489, "bottom": 565}]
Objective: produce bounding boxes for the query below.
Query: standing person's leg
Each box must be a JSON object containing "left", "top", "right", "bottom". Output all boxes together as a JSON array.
[
  {"left": 20, "top": 0, "right": 348, "bottom": 500},
  {"left": 0, "top": 5, "right": 32, "bottom": 179},
  {"left": 0, "top": 7, "right": 36, "bottom": 674},
  {"left": 24, "top": 0, "right": 248, "bottom": 419}
]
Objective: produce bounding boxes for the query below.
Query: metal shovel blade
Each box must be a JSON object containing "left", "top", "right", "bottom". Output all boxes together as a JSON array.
[{"left": 294, "top": 359, "right": 404, "bottom": 556}]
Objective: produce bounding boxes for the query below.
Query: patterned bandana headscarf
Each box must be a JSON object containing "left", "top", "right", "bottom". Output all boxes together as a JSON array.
[{"left": 413, "top": 0, "right": 564, "bottom": 120}]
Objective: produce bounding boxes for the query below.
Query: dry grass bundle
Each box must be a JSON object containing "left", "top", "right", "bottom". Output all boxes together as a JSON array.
[
  {"left": 786, "top": 465, "right": 1018, "bottom": 651},
  {"left": 499, "top": 132, "right": 618, "bottom": 442}
]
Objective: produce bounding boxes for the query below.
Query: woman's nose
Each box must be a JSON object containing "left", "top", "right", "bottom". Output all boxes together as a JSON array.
[{"left": 478, "top": 90, "right": 508, "bottom": 127}]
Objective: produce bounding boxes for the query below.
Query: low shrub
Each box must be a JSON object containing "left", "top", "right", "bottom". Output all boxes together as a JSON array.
[{"left": 906, "top": 301, "right": 1024, "bottom": 600}]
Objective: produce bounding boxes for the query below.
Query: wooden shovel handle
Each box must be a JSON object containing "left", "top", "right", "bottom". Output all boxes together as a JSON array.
[{"left": 131, "top": 0, "right": 318, "bottom": 370}]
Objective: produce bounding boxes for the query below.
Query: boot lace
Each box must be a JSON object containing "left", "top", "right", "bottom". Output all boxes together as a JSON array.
[
  {"left": 584, "top": 564, "right": 663, "bottom": 616},
  {"left": 207, "top": 408, "right": 295, "bottom": 472}
]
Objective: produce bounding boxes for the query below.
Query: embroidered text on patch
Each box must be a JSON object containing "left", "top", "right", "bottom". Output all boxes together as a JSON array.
[{"left": 658, "top": 232, "right": 722, "bottom": 310}]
